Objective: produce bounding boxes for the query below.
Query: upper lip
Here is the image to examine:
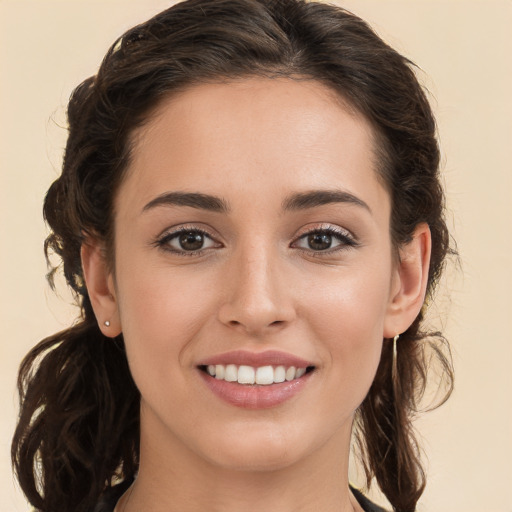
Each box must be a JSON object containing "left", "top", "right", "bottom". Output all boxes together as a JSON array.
[{"left": 197, "top": 350, "right": 315, "bottom": 368}]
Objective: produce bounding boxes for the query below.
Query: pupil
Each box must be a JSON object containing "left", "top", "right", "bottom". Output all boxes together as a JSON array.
[
  {"left": 179, "top": 232, "right": 203, "bottom": 250},
  {"left": 308, "top": 233, "right": 331, "bottom": 250}
]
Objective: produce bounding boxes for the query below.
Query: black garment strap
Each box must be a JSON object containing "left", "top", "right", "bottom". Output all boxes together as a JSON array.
[
  {"left": 351, "top": 486, "right": 388, "bottom": 512},
  {"left": 92, "top": 479, "right": 133, "bottom": 512}
]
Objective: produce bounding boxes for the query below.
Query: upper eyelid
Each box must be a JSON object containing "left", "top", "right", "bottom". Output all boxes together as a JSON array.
[
  {"left": 153, "top": 225, "right": 221, "bottom": 252},
  {"left": 293, "top": 223, "right": 356, "bottom": 241},
  {"left": 291, "top": 225, "right": 360, "bottom": 253},
  {"left": 157, "top": 224, "right": 218, "bottom": 240}
]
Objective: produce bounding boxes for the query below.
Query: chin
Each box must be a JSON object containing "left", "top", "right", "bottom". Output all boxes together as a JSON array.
[
  {"left": 191, "top": 419, "right": 329, "bottom": 473},
  {"left": 205, "top": 441, "right": 302, "bottom": 473}
]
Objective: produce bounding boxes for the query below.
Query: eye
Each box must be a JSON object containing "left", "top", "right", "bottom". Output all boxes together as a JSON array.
[
  {"left": 155, "top": 227, "right": 220, "bottom": 255},
  {"left": 292, "top": 226, "right": 358, "bottom": 253}
]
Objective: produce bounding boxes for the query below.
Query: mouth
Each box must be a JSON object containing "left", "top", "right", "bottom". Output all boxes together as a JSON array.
[
  {"left": 196, "top": 351, "right": 317, "bottom": 409},
  {"left": 196, "top": 350, "right": 317, "bottom": 408},
  {"left": 198, "top": 364, "right": 316, "bottom": 386}
]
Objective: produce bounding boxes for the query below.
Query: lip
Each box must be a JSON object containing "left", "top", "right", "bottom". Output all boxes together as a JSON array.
[
  {"left": 198, "top": 370, "right": 313, "bottom": 409},
  {"left": 196, "top": 350, "right": 316, "bottom": 410},
  {"left": 197, "top": 349, "right": 314, "bottom": 368}
]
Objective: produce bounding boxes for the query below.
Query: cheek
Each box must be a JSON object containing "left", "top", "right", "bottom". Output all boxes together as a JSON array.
[
  {"left": 114, "top": 271, "right": 218, "bottom": 433},
  {"left": 113, "top": 260, "right": 217, "bottom": 383},
  {"left": 304, "top": 260, "right": 391, "bottom": 335},
  {"left": 116, "top": 254, "right": 214, "bottom": 330},
  {"left": 303, "top": 264, "right": 391, "bottom": 397}
]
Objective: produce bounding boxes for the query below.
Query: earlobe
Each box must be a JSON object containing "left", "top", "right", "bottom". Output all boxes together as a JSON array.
[
  {"left": 80, "top": 239, "right": 121, "bottom": 337},
  {"left": 384, "top": 223, "right": 431, "bottom": 338}
]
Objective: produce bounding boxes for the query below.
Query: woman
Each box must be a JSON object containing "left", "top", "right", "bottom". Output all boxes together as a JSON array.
[{"left": 11, "top": 1, "right": 454, "bottom": 511}]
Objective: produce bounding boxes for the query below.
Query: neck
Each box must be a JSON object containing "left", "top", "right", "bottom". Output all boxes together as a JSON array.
[{"left": 122, "top": 407, "right": 360, "bottom": 512}]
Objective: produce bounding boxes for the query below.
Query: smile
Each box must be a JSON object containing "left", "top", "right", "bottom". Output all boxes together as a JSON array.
[
  {"left": 201, "top": 364, "right": 313, "bottom": 385},
  {"left": 196, "top": 351, "right": 316, "bottom": 409}
]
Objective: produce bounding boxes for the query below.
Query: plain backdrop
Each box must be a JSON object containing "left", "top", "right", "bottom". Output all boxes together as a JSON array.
[{"left": 1, "top": 1, "right": 511, "bottom": 511}]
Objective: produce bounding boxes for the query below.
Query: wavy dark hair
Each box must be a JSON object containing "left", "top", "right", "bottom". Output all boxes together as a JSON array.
[{"left": 12, "top": 1, "right": 454, "bottom": 511}]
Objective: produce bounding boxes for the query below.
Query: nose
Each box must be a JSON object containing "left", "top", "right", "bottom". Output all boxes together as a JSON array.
[{"left": 217, "top": 244, "right": 296, "bottom": 336}]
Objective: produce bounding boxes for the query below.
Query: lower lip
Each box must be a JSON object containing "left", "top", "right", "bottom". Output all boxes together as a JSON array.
[{"left": 198, "top": 370, "right": 312, "bottom": 409}]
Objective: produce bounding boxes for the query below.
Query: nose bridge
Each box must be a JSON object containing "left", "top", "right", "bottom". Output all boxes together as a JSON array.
[{"left": 218, "top": 237, "right": 294, "bottom": 334}]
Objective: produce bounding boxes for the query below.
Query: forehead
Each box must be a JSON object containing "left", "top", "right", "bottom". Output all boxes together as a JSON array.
[{"left": 121, "top": 77, "right": 385, "bottom": 214}]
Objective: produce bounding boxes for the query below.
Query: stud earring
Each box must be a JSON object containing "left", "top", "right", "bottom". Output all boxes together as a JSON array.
[{"left": 104, "top": 320, "right": 110, "bottom": 327}]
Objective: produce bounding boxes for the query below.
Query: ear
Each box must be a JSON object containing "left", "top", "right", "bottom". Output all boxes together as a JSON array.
[
  {"left": 383, "top": 223, "right": 431, "bottom": 338},
  {"left": 81, "top": 238, "right": 122, "bottom": 337}
]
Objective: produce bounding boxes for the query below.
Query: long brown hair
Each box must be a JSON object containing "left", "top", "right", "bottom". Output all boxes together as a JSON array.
[{"left": 12, "top": 1, "right": 454, "bottom": 511}]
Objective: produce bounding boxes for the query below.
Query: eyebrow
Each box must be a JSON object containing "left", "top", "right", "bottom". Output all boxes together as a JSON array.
[
  {"left": 142, "top": 191, "right": 230, "bottom": 213},
  {"left": 142, "top": 189, "right": 370, "bottom": 214},
  {"left": 282, "top": 189, "right": 371, "bottom": 213}
]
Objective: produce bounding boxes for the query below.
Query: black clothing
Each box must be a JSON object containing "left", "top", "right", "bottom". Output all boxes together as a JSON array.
[
  {"left": 351, "top": 487, "right": 387, "bottom": 512},
  {"left": 92, "top": 480, "right": 131, "bottom": 512},
  {"left": 93, "top": 481, "right": 387, "bottom": 512}
]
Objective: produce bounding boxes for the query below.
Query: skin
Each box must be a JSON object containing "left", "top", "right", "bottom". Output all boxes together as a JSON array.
[{"left": 82, "top": 78, "right": 431, "bottom": 512}]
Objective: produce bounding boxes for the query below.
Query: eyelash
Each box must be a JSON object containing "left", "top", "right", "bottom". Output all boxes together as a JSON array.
[
  {"left": 292, "top": 225, "right": 359, "bottom": 256},
  {"left": 153, "top": 226, "right": 220, "bottom": 257},
  {"left": 153, "top": 225, "right": 358, "bottom": 257}
]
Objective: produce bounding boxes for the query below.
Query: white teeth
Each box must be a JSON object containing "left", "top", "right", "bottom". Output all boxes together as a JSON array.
[
  {"left": 237, "top": 365, "right": 255, "bottom": 384},
  {"left": 215, "top": 364, "right": 225, "bottom": 380},
  {"left": 296, "top": 367, "right": 306, "bottom": 378},
  {"left": 224, "top": 364, "right": 238, "bottom": 382},
  {"left": 285, "top": 366, "right": 296, "bottom": 381},
  {"left": 274, "top": 365, "right": 286, "bottom": 383},
  {"left": 255, "top": 365, "right": 274, "bottom": 385},
  {"left": 205, "top": 364, "right": 310, "bottom": 385}
]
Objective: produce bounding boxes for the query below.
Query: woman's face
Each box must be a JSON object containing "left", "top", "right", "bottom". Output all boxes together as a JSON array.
[{"left": 109, "top": 78, "right": 402, "bottom": 471}]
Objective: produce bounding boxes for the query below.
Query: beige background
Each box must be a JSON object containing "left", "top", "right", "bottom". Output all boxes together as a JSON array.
[{"left": 1, "top": 1, "right": 511, "bottom": 511}]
